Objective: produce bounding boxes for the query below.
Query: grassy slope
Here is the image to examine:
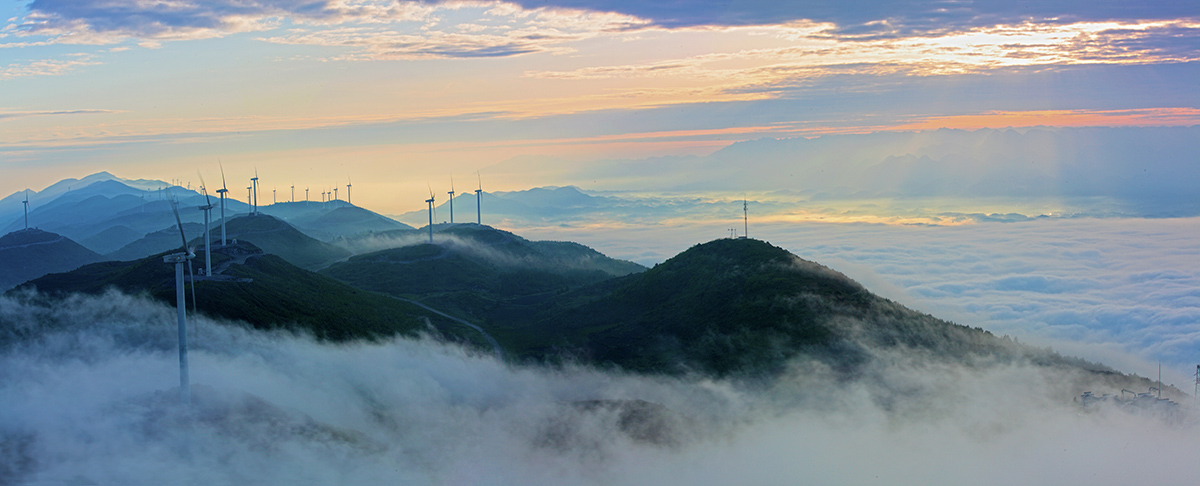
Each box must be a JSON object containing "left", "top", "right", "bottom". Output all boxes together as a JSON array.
[{"left": 16, "top": 246, "right": 487, "bottom": 348}]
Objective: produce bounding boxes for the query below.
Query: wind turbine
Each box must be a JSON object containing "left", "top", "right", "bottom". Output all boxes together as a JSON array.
[
  {"left": 346, "top": 177, "right": 352, "bottom": 206},
  {"left": 305, "top": 187, "right": 309, "bottom": 203},
  {"left": 291, "top": 184, "right": 295, "bottom": 203},
  {"left": 273, "top": 187, "right": 276, "bottom": 205},
  {"left": 247, "top": 186, "right": 252, "bottom": 213},
  {"left": 217, "top": 161, "right": 228, "bottom": 246},
  {"left": 447, "top": 176, "right": 455, "bottom": 224},
  {"left": 475, "top": 172, "right": 482, "bottom": 225},
  {"left": 333, "top": 186, "right": 338, "bottom": 202},
  {"left": 425, "top": 185, "right": 435, "bottom": 244},
  {"left": 165, "top": 198, "right": 196, "bottom": 405},
  {"left": 197, "top": 172, "right": 214, "bottom": 277},
  {"left": 22, "top": 190, "right": 29, "bottom": 230},
  {"left": 250, "top": 169, "right": 259, "bottom": 215}
]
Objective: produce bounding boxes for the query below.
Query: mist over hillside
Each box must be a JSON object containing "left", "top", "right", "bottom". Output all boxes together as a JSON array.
[{"left": 1, "top": 290, "right": 1196, "bottom": 485}]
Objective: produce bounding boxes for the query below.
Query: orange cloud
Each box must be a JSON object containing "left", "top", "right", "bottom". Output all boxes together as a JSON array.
[{"left": 891, "top": 108, "right": 1200, "bottom": 131}]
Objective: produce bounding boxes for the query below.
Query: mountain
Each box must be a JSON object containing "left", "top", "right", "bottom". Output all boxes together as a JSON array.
[
  {"left": 79, "top": 225, "right": 144, "bottom": 255},
  {"left": 460, "top": 238, "right": 1141, "bottom": 384},
  {"left": 106, "top": 223, "right": 205, "bottom": 261},
  {"left": 261, "top": 202, "right": 413, "bottom": 241},
  {"left": 0, "top": 229, "right": 103, "bottom": 291},
  {"left": 0, "top": 178, "right": 241, "bottom": 251},
  {"left": 219, "top": 214, "right": 351, "bottom": 270},
  {"left": 16, "top": 242, "right": 488, "bottom": 346},
  {"left": 321, "top": 224, "right": 645, "bottom": 306}
]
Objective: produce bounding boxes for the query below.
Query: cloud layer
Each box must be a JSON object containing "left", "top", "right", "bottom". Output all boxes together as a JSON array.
[{"left": 2, "top": 290, "right": 1197, "bottom": 484}]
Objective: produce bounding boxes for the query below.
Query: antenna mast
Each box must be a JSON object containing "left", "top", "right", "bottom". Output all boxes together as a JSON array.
[
  {"left": 1193, "top": 365, "right": 1199, "bottom": 409},
  {"left": 741, "top": 199, "right": 748, "bottom": 239}
]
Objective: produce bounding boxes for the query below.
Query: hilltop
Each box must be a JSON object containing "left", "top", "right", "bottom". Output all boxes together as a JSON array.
[
  {"left": 0, "top": 229, "right": 102, "bottom": 291},
  {"left": 440, "top": 238, "right": 1166, "bottom": 398},
  {"left": 321, "top": 224, "right": 645, "bottom": 304},
  {"left": 262, "top": 203, "right": 413, "bottom": 240},
  {"left": 214, "top": 214, "right": 351, "bottom": 270}
]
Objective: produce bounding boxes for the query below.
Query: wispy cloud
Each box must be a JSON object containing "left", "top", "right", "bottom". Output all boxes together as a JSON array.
[
  {"left": 0, "top": 53, "right": 98, "bottom": 79},
  {"left": 0, "top": 108, "right": 119, "bottom": 120},
  {"left": 525, "top": 20, "right": 1200, "bottom": 92},
  {"left": 892, "top": 108, "right": 1200, "bottom": 130}
]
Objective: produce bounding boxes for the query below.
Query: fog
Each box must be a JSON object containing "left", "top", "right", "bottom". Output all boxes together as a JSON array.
[{"left": 2, "top": 291, "right": 1198, "bottom": 485}]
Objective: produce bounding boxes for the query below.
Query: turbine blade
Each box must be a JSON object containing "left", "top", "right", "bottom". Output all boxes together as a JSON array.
[
  {"left": 197, "top": 170, "right": 211, "bottom": 203},
  {"left": 169, "top": 198, "right": 188, "bottom": 252},
  {"left": 219, "top": 158, "right": 227, "bottom": 190}
]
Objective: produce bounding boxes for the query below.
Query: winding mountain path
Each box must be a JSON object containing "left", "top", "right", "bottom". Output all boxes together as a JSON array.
[{"left": 391, "top": 296, "right": 504, "bottom": 359}]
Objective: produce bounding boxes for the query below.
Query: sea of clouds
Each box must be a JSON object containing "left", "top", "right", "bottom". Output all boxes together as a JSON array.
[{"left": 2, "top": 289, "right": 1199, "bottom": 485}]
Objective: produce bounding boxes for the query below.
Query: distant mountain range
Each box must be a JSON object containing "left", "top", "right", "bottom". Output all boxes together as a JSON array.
[{"left": 2, "top": 172, "right": 412, "bottom": 252}]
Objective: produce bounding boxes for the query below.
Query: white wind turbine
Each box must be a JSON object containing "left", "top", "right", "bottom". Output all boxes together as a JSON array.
[
  {"left": 217, "top": 161, "right": 228, "bottom": 246},
  {"left": 475, "top": 172, "right": 483, "bottom": 225},
  {"left": 426, "top": 185, "right": 436, "bottom": 244},
  {"left": 22, "top": 189, "right": 29, "bottom": 230},
  {"left": 197, "top": 172, "right": 214, "bottom": 277},
  {"left": 165, "top": 198, "right": 196, "bottom": 404},
  {"left": 346, "top": 177, "right": 352, "bottom": 205},
  {"left": 250, "top": 169, "right": 259, "bottom": 215},
  {"left": 447, "top": 176, "right": 455, "bottom": 224}
]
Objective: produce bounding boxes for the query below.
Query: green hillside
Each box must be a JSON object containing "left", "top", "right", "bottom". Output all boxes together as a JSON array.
[
  {"left": 470, "top": 238, "right": 1119, "bottom": 379},
  {"left": 16, "top": 243, "right": 488, "bottom": 346}
]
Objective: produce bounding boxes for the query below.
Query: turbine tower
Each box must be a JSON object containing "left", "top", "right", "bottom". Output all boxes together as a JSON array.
[
  {"left": 333, "top": 186, "right": 338, "bottom": 202},
  {"left": 165, "top": 199, "right": 196, "bottom": 405},
  {"left": 291, "top": 184, "right": 295, "bottom": 203},
  {"left": 305, "top": 187, "right": 309, "bottom": 203},
  {"left": 448, "top": 176, "right": 455, "bottom": 224},
  {"left": 346, "top": 177, "right": 352, "bottom": 205},
  {"left": 217, "top": 161, "right": 229, "bottom": 246},
  {"left": 247, "top": 186, "right": 252, "bottom": 213},
  {"left": 425, "top": 185, "right": 435, "bottom": 244},
  {"left": 251, "top": 169, "right": 259, "bottom": 215},
  {"left": 273, "top": 187, "right": 276, "bottom": 205},
  {"left": 197, "top": 173, "right": 214, "bottom": 277},
  {"left": 475, "top": 172, "right": 482, "bottom": 225},
  {"left": 22, "top": 190, "right": 29, "bottom": 230}
]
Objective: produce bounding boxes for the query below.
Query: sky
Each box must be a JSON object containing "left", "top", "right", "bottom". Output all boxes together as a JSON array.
[
  {"left": 1, "top": 0, "right": 1198, "bottom": 382},
  {"left": 2, "top": 0, "right": 1199, "bottom": 212}
]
